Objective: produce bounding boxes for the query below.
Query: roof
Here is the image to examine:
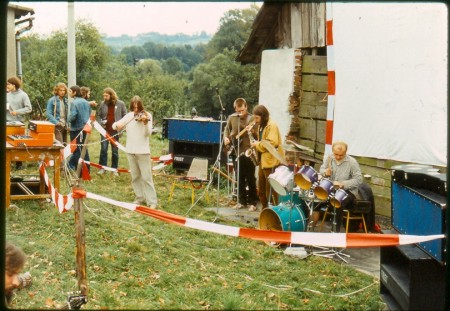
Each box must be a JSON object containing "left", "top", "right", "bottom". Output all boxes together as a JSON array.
[
  {"left": 236, "top": 2, "right": 283, "bottom": 65},
  {"left": 8, "top": 3, "right": 35, "bottom": 19}
]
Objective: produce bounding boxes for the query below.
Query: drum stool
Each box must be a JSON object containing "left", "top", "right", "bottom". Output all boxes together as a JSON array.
[
  {"left": 343, "top": 200, "right": 372, "bottom": 233},
  {"left": 320, "top": 199, "right": 372, "bottom": 233}
]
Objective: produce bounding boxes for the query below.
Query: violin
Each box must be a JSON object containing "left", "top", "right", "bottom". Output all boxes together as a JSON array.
[{"left": 135, "top": 111, "right": 151, "bottom": 124}]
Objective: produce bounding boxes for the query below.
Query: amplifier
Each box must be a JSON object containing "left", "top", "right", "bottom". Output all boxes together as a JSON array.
[
  {"left": 28, "top": 120, "right": 55, "bottom": 133},
  {"left": 391, "top": 181, "right": 446, "bottom": 264},
  {"left": 6, "top": 121, "right": 25, "bottom": 136},
  {"left": 391, "top": 164, "right": 446, "bottom": 196},
  {"left": 7, "top": 133, "right": 54, "bottom": 147},
  {"left": 170, "top": 141, "right": 220, "bottom": 171},
  {"left": 162, "top": 118, "right": 224, "bottom": 144}
]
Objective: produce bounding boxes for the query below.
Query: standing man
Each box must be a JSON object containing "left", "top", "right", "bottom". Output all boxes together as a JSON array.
[
  {"left": 250, "top": 104, "right": 285, "bottom": 210},
  {"left": 112, "top": 95, "right": 158, "bottom": 209},
  {"left": 319, "top": 141, "right": 363, "bottom": 232},
  {"left": 46, "top": 82, "right": 69, "bottom": 144},
  {"left": 96, "top": 87, "right": 127, "bottom": 176},
  {"left": 68, "top": 85, "right": 92, "bottom": 172},
  {"left": 223, "top": 98, "right": 258, "bottom": 211},
  {"left": 6, "top": 76, "right": 32, "bottom": 170}
]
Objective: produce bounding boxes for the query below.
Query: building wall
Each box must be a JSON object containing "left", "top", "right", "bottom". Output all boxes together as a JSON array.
[{"left": 6, "top": 7, "right": 17, "bottom": 78}]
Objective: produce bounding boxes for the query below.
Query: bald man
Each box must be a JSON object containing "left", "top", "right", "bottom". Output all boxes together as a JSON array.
[{"left": 319, "top": 141, "right": 363, "bottom": 232}]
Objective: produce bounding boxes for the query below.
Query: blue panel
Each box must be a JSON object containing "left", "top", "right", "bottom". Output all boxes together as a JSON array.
[
  {"left": 166, "top": 118, "right": 223, "bottom": 144},
  {"left": 392, "top": 182, "right": 446, "bottom": 263}
]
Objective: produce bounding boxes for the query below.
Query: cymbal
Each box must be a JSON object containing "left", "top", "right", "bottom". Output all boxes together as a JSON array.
[
  {"left": 282, "top": 144, "right": 300, "bottom": 153},
  {"left": 285, "top": 139, "right": 314, "bottom": 153},
  {"left": 260, "top": 140, "right": 288, "bottom": 165}
]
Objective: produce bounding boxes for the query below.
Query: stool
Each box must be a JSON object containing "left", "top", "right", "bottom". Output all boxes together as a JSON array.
[{"left": 343, "top": 209, "right": 367, "bottom": 233}]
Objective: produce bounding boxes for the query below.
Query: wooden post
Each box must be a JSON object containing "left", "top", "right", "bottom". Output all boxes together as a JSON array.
[{"left": 72, "top": 125, "right": 91, "bottom": 300}]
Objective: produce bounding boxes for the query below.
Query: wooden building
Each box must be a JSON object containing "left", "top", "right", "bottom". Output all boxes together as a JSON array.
[{"left": 237, "top": 2, "right": 446, "bottom": 216}]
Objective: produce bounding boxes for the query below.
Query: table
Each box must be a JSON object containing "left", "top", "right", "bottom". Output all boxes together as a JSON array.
[{"left": 6, "top": 142, "right": 64, "bottom": 207}]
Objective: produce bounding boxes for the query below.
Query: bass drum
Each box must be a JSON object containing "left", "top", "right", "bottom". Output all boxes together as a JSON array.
[{"left": 259, "top": 205, "right": 306, "bottom": 233}]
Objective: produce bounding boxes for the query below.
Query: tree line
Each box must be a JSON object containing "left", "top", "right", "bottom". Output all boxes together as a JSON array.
[{"left": 20, "top": 6, "right": 261, "bottom": 125}]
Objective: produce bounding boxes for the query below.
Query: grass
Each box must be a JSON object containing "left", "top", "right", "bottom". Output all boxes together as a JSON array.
[{"left": 6, "top": 130, "right": 386, "bottom": 310}]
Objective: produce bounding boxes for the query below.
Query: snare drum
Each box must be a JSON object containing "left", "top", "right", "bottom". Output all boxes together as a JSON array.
[
  {"left": 294, "top": 165, "right": 319, "bottom": 190},
  {"left": 314, "top": 178, "right": 334, "bottom": 200},
  {"left": 268, "top": 166, "right": 294, "bottom": 196},
  {"left": 330, "top": 188, "right": 348, "bottom": 208}
]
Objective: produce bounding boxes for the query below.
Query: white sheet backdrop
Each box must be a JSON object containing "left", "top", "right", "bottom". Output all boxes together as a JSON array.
[
  {"left": 331, "top": 3, "right": 447, "bottom": 166},
  {"left": 258, "top": 49, "right": 295, "bottom": 140}
]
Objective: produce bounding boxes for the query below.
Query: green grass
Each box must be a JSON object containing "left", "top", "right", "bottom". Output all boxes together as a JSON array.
[{"left": 6, "top": 130, "right": 386, "bottom": 310}]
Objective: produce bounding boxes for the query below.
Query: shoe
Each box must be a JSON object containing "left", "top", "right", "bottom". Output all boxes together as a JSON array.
[
  {"left": 248, "top": 205, "right": 257, "bottom": 212},
  {"left": 18, "top": 272, "right": 32, "bottom": 289},
  {"left": 97, "top": 169, "right": 105, "bottom": 175},
  {"left": 112, "top": 171, "right": 119, "bottom": 176},
  {"left": 232, "top": 203, "right": 245, "bottom": 209},
  {"left": 133, "top": 199, "right": 145, "bottom": 205},
  {"left": 149, "top": 204, "right": 157, "bottom": 210}
]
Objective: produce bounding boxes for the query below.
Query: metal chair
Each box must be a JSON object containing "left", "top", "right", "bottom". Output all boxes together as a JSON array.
[{"left": 168, "top": 158, "right": 210, "bottom": 205}]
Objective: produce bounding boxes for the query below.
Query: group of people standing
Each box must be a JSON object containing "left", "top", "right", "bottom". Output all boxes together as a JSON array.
[
  {"left": 6, "top": 77, "right": 158, "bottom": 209},
  {"left": 223, "top": 99, "right": 285, "bottom": 212},
  {"left": 223, "top": 98, "right": 364, "bottom": 232}
]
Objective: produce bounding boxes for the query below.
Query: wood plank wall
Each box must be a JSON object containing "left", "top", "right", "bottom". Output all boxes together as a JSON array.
[{"left": 287, "top": 53, "right": 414, "bottom": 216}]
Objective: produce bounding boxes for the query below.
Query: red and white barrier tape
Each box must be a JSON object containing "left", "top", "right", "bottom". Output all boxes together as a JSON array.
[
  {"left": 39, "top": 164, "right": 445, "bottom": 248},
  {"left": 92, "top": 120, "right": 127, "bottom": 152},
  {"left": 39, "top": 164, "right": 74, "bottom": 213}
]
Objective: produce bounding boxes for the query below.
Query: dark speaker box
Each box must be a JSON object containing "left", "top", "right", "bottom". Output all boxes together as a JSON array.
[{"left": 380, "top": 233, "right": 445, "bottom": 310}]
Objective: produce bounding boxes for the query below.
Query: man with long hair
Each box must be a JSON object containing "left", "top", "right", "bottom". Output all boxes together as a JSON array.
[
  {"left": 46, "top": 82, "right": 69, "bottom": 144},
  {"left": 112, "top": 96, "right": 158, "bottom": 209},
  {"left": 96, "top": 87, "right": 127, "bottom": 176},
  {"left": 249, "top": 104, "right": 285, "bottom": 210},
  {"left": 5, "top": 242, "right": 32, "bottom": 306}
]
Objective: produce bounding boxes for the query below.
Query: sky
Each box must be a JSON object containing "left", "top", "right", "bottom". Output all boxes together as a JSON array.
[{"left": 12, "top": 1, "right": 259, "bottom": 37}]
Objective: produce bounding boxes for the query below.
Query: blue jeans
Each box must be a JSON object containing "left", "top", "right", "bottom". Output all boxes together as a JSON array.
[
  {"left": 68, "top": 130, "right": 90, "bottom": 171},
  {"left": 99, "top": 133, "right": 119, "bottom": 168}
]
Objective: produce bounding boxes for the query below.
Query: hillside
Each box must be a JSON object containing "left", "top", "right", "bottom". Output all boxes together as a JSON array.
[{"left": 102, "top": 31, "right": 212, "bottom": 51}]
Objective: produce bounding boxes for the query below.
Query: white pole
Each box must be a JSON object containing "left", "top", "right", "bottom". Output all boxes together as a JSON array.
[{"left": 67, "top": 1, "right": 76, "bottom": 108}]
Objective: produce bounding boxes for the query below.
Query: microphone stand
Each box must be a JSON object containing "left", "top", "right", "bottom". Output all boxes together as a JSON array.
[{"left": 212, "top": 88, "right": 226, "bottom": 221}]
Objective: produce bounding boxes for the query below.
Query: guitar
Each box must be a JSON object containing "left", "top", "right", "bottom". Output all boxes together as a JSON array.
[{"left": 224, "top": 121, "right": 256, "bottom": 156}]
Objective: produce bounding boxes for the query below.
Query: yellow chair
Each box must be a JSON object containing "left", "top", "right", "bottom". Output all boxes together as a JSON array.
[{"left": 168, "top": 158, "right": 210, "bottom": 205}]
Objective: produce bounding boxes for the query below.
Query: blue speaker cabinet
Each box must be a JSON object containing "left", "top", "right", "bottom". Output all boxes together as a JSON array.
[
  {"left": 162, "top": 118, "right": 225, "bottom": 171},
  {"left": 391, "top": 164, "right": 446, "bottom": 264}
]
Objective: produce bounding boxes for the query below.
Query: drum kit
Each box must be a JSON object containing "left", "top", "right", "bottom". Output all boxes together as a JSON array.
[{"left": 259, "top": 164, "right": 348, "bottom": 242}]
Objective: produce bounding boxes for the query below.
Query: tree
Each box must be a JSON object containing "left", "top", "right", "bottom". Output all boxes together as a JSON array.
[
  {"left": 205, "top": 5, "right": 259, "bottom": 59},
  {"left": 189, "top": 49, "right": 260, "bottom": 118},
  {"left": 20, "top": 20, "right": 110, "bottom": 110}
]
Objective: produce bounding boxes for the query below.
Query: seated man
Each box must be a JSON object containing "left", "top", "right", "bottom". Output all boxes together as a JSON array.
[{"left": 319, "top": 141, "right": 363, "bottom": 232}]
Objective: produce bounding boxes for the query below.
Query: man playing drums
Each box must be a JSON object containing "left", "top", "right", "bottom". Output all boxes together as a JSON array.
[{"left": 317, "top": 141, "right": 363, "bottom": 232}]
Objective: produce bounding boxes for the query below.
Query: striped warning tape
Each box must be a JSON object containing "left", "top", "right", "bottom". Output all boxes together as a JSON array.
[{"left": 39, "top": 163, "right": 445, "bottom": 248}]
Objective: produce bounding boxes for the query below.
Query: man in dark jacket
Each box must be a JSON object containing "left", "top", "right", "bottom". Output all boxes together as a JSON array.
[{"left": 96, "top": 87, "right": 127, "bottom": 176}]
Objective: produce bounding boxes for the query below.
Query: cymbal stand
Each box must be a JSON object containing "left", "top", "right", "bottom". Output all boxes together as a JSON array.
[{"left": 309, "top": 192, "right": 350, "bottom": 263}]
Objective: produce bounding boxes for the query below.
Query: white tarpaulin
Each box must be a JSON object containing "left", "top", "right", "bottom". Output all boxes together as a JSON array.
[
  {"left": 259, "top": 49, "right": 295, "bottom": 140},
  {"left": 331, "top": 3, "right": 447, "bottom": 166}
]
